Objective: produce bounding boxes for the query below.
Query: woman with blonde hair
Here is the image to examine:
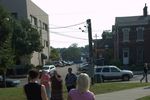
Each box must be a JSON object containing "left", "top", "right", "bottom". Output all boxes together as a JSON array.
[{"left": 67, "top": 73, "right": 95, "bottom": 100}]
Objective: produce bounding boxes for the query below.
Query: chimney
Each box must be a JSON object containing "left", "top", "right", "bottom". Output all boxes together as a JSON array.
[{"left": 143, "top": 3, "right": 148, "bottom": 17}]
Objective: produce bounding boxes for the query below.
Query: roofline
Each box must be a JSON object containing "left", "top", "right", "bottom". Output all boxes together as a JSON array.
[{"left": 115, "top": 15, "right": 150, "bottom": 19}]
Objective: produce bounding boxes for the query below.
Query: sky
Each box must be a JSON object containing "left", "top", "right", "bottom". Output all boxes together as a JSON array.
[{"left": 31, "top": 0, "right": 150, "bottom": 48}]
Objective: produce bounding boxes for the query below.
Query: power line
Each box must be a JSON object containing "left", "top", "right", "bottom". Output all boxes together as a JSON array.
[
  {"left": 50, "top": 31, "right": 88, "bottom": 40},
  {"left": 50, "top": 39, "right": 88, "bottom": 43},
  {"left": 49, "top": 21, "right": 86, "bottom": 29},
  {"left": 49, "top": 23, "right": 83, "bottom": 31}
]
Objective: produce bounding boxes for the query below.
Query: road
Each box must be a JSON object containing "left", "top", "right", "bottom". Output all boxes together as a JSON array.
[
  {"left": 56, "top": 64, "right": 79, "bottom": 82},
  {"left": 17, "top": 64, "right": 80, "bottom": 87},
  {"left": 16, "top": 64, "right": 150, "bottom": 87}
]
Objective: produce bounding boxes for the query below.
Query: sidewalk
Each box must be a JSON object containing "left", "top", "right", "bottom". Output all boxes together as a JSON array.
[{"left": 95, "top": 86, "right": 150, "bottom": 100}]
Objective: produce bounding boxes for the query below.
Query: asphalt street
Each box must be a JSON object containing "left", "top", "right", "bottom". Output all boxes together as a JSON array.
[{"left": 16, "top": 64, "right": 150, "bottom": 87}]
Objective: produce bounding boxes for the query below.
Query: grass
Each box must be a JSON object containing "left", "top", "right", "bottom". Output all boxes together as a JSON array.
[
  {"left": 137, "top": 96, "right": 150, "bottom": 100},
  {"left": 90, "top": 82, "right": 150, "bottom": 94},
  {"left": 0, "top": 87, "right": 26, "bottom": 100},
  {"left": 0, "top": 82, "right": 150, "bottom": 100}
]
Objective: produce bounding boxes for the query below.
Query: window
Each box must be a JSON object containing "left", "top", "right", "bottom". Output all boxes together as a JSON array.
[
  {"left": 30, "top": 15, "right": 33, "bottom": 24},
  {"left": 102, "top": 67, "right": 110, "bottom": 72},
  {"left": 46, "top": 41, "right": 49, "bottom": 47},
  {"left": 43, "top": 23, "right": 48, "bottom": 31},
  {"left": 33, "top": 17, "right": 37, "bottom": 26},
  {"left": 111, "top": 67, "right": 120, "bottom": 72},
  {"left": 50, "top": 67, "right": 54, "bottom": 69},
  {"left": 96, "top": 68, "right": 102, "bottom": 72},
  {"left": 122, "top": 28, "right": 130, "bottom": 42},
  {"left": 137, "top": 47, "right": 143, "bottom": 64},
  {"left": 124, "top": 52, "right": 128, "bottom": 57},
  {"left": 136, "top": 27, "right": 144, "bottom": 41},
  {"left": 39, "top": 20, "right": 42, "bottom": 28},
  {"left": 30, "top": 15, "right": 37, "bottom": 26},
  {"left": 11, "top": 12, "right": 18, "bottom": 19},
  {"left": 123, "top": 48, "right": 129, "bottom": 58}
]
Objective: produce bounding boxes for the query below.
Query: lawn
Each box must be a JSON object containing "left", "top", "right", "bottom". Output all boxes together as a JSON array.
[
  {"left": 0, "top": 82, "right": 150, "bottom": 100},
  {"left": 137, "top": 96, "right": 150, "bottom": 100}
]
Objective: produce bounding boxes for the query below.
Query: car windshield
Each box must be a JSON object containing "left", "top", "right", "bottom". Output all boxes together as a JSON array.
[
  {"left": 111, "top": 67, "right": 120, "bottom": 72},
  {"left": 42, "top": 67, "right": 49, "bottom": 70},
  {"left": 115, "top": 67, "right": 121, "bottom": 71}
]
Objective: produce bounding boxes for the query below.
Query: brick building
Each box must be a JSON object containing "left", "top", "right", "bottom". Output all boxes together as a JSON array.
[
  {"left": 113, "top": 4, "right": 150, "bottom": 66},
  {"left": 93, "top": 31, "right": 114, "bottom": 65}
]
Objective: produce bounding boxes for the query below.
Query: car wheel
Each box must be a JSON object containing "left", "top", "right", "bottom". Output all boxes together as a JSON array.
[{"left": 122, "top": 75, "right": 129, "bottom": 81}]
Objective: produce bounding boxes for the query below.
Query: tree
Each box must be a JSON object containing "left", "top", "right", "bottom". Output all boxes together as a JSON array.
[
  {"left": 0, "top": 6, "right": 14, "bottom": 87},
  {"left": 61, "top": 43, "right": 81, "bottom": 62},
  {"left": 50, "top": 47, "right": 60, "bottom": 61},
  {"left": 12, "top": 19, "right": 43, "bottom": 64}
]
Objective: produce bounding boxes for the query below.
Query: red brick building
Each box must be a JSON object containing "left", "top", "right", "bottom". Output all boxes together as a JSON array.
[
  {"left": 113, "top": 4, "right": 150, "bottom": 66},
  {"left": 93, "top": 31, "right": 114, "bottom": 65}
]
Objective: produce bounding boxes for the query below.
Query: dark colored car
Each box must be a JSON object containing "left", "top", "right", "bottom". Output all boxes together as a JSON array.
[{"left": 0, "top": 76, "right": 20, "bottom": 87}]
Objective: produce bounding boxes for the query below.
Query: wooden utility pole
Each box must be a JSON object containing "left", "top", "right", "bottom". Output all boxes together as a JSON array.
[{"left": 87, "top": 19, "right": 94, "bottom": 84}]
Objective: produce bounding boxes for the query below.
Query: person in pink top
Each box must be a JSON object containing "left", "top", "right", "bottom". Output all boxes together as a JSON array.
[
  {"left": 40, "top": 71, "right": 51, "bottom": 100},
  {"left": 67, "top": 73, "right": 95, "bottom": 100}
]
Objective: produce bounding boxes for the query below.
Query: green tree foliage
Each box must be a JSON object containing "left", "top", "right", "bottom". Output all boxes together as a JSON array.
[
  {"left": 0, "top": 34, "right": 14, "bottom": 70},
  {"left": 0, "top": 6, "right": 14, "bottom": 87},
  {"left": 13, "top": 20, "right": 43, "bottom": 56},
  {"left": 80, "top": 45, "right": 89, "bottom": 55},
  {"left": 50, "top": 47, "right": 60, "bottom": 61},
  {"left": 0, "top": 7, "right": 12, "bottom": 43},
  {"left": 61, "top": 43, "right": 81, "bottom": 61}
]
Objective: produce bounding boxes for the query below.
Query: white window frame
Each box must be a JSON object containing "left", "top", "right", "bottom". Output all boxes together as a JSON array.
[{"left": 122, "top": 28, "right": 130, "bottom": 42}]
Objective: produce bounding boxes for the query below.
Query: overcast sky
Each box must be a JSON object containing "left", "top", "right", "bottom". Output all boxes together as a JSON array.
[{"left": 31, "top": 0, "right": 150, "bottom": 48}]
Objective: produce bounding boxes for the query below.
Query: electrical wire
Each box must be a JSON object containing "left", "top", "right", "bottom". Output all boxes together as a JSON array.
[
  {"left": 49, "top": 23, "right": 84, "bottom": 31},
  {"left": 50, "top": 39, "right": 88, "bottom": 43},
  {"left": 49, "top": 21, "right": 86, "bottom": 29},
  {"left": 50, "top": 31, "right": 88, "bottom": 40}
]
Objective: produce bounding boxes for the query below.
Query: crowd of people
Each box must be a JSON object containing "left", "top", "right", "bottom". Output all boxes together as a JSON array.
[{"left": 24, "top": 67, "right": 95, "bottom": 100}]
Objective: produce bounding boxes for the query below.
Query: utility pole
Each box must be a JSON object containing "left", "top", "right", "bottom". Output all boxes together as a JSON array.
[
  {"left": 94, "top": 34, "right": 99, "bottom": 60},
  {"left": 86, "top": 19, "right": 94, "bottom": 84}
]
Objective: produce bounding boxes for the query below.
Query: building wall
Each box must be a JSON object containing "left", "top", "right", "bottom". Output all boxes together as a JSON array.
[
  {"left": 144, "top": 25, "right": 150, "bottom": 63},
  {"left": 0, "top": 0, "right": 28, "bottom": 19},
  {"left": 27, "top": 0, "right": 50, "bottom": 66},
  {"left": 115, "top": 24, "right": 150, "bottom": 65},
  {"left": 0, "top": 0, "right": 50, "bottom": 66}
]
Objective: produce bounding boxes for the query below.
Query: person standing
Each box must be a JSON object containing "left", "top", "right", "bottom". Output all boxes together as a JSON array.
[
  {"left": 40, "top": 71, "right": 51, "bottom": 100},
  {"left": 24, "top": 69, "right": 48, "bottom": 100},
  {"left": 67, "top": 73, "right": 95, "bottom": 100},
  {"left": 51, "top": 70, "right": 63, "bottom": 100},
  {"left": 65, "top": 68, "right": 77, "bottom": 92},
  {"left": 140, "top": 63, "right": 148, "bottom": 83}
]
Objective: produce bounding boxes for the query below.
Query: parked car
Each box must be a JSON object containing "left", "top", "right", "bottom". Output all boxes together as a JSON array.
[
  {"left": 52, "top": 61, "right": 64, "bottom": 67},
  {"left": 0, "top": 76, "right": 20, "bottom": 87},
  {"left": 94, "top": 65, "right": 134, "bottom": 82},
  {"left": 78, "top": 63, "right": 89, "bottom": 73},
  {"left": 40, "top": 65, "right": 56, "bottom": 75},
  {"left": 62, "top": 61, "right": 74, "bottom": 66}
]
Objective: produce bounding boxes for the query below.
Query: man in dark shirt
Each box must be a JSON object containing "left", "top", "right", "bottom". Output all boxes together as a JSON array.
[
  {"left": 65, "top": 68, "right": 77, "bottom": 92},
  {"left": 140, "top": 63, "right": 148, "bottom": 83}
]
